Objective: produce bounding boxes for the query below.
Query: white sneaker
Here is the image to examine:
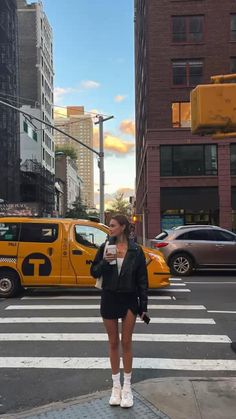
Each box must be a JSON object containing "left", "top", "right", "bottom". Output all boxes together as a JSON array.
[
  {"left": 109, "top": 386, "right": 121, "bottom": 406},
  {"left": 120, "top": 387, "right": 134, "bottom": 408}
]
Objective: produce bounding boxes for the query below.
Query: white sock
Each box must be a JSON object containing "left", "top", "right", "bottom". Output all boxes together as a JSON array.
[
  {"left": 123, "top": 372, "right": 132, "bottom": 389},
  {"left": 112, "top": 372, "right": 121, "bottom": 388}
]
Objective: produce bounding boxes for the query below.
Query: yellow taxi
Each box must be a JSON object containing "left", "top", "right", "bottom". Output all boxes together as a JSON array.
[{"left": 0, "top": 217, "right": 170, "bottom": 297}]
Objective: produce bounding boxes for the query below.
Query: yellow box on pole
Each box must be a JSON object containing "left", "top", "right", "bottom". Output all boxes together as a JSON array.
[{"left": 191, "top": 83, "right": 236, "bottom": 135}]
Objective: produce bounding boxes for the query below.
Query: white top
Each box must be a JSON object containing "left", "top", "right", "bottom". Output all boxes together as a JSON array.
[{"left": 117, "top": 257, "right": 124, "bottom": 275}]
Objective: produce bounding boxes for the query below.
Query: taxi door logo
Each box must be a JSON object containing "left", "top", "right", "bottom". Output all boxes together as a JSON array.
[{"left": 22, "top": 253, "right": 52, "bottom": 276}]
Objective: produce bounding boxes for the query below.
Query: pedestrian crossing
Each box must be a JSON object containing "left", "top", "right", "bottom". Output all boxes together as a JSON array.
[{"left": 0, "top": 277, "right": 235, "bottom": 373}]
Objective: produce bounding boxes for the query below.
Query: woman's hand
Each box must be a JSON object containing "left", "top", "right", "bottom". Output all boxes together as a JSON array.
[{"left": 104, "top": 252, "right": 117, "bottom": 263}]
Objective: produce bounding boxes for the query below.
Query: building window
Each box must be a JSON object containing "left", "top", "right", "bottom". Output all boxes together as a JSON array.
[
  {"left": 160, "top": 145, "right": 217, "bottom": 176},
  {"left": 172, "top": 16, "right": 204, "bottom": 43},
  {"left": 33, "top": 131, "right": 38, "bottom": 142},
  {"left": 172, "top": 102, "right": 191, "bottom": 127},
  {"left": 230, "top": 57, "right": 236, "bottom": 73},
  {"left": 23, "top": 121, "right": 28, "bottom": 133},
  {"left": 230, "top": 144, "right": 236, "bottom": 174},
  {"left": 172, "top": 60, "right": 203, "bottom": 86},
  {"left": 231, "top": 15, "right": 236, "bottom": 41}
]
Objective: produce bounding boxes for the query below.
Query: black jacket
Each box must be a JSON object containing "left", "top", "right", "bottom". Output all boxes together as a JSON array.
[{"left": 90, "top": 238, "right": 148, "bottom": 313}]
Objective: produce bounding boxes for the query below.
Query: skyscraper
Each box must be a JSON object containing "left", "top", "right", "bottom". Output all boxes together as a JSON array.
[
  {"left": 17, "top": 0, "right": 55, "bottom": 215},
  {"left": 0, "top": 0, "right": 20, "bottom": 202},
  {"left": 54, "top": 106, "right": 94, "bottom": 208}
]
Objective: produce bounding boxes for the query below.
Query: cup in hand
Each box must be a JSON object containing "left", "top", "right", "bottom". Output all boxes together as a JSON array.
[{"left": 106, "top": 244, "right": 117, "bottom": 265}]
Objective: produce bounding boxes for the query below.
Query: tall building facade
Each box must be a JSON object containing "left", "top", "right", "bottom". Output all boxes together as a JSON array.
[
  {"left": 0, "top": 0, "right": 20, "bottom": 202},
  {"left": 135, "top": 0, "right": 236, "bottom": 241},
  {"left": 54, "top": 106, "right": 94, "bottom": 208},
  {"left": 17, "top": 0, "right": 55, "bottom": 215}
]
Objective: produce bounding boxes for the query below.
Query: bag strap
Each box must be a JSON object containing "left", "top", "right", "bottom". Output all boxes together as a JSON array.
[{"left": 103, "top": 240, "right": 108, "bottom": 258}]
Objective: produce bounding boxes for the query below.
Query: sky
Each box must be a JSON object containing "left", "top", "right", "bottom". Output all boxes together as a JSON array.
[{"left": 42, "top": 0, "right": 135, "bottom": 206}]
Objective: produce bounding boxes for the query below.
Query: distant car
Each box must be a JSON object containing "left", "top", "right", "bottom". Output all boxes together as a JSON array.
[{"left": 151, "top": 225, "right": 236, "bottom": 276}]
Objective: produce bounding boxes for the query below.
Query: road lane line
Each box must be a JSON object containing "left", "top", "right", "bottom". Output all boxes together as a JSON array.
[
  {"left": 21, "top": 296, "right": 172, "bottom": 300},
  {"left": 169, "top": 283, "right": 186, "bottom": 287},
  {"left": 5, "top": 304, "right": 206, "bottom": 310},
  {"left": 155, "top": 289, "right": 191, "bottom": 293},
  {"left": 169, "top": 278, "right": 183, "bottom": 281},
  {"left": 0, "top": 357, "right": 235, "bottom": 370},
  {"left": 185, "top": 282, "right": 236, "bottom": 285},
  {"left": 208, "top": 310, "right": 236, "bottom": 314},
  {"left": 0, "top": 317, "right": 215, "bottom": 324},
  {"left": 0, "top": 333, "right": 229, "bottom": 342}
]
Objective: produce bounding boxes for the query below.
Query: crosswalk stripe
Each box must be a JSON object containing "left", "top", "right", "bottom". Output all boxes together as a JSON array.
[
  {"left": 186, "top": 282, "right": 236, "bottom": 285},
  {"left": 21, "top": 296, "right": 172, "bottom": 300},
  {"left": 169, "top": 278, "right": 182, "bottom": 281},
  {"left": 208, "top": 310, "right": 236, "bottom": 314},
  {"left": 0, "top": 333, "right": 229, "bottom": 342},
  {"left": 159, "top": 289, "right": 191, "bottom": 292},
  {"left": 169, "top": 283, "right": 186, "bottom": 286},
  {"left": 0, "top": 317, "right": 215, "bottom": 324},
  {"left": 0, "top": 357, "right": 235, "bottom": 370},
  {"left": 5, "top": 304, "right": 206, "bottom": 310}
]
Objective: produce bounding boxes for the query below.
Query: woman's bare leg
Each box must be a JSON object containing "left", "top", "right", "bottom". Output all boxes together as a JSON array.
[
  {"left": 121, "top": 310, "right": 136, "bottom": 373},
  {"left": 103, "top": 318, "right": 120, "bottom": 374}
]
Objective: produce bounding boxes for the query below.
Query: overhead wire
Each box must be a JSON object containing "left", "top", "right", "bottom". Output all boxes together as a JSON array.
[{"left": 0, "top": 91, "right": 109, "bottom": 117}]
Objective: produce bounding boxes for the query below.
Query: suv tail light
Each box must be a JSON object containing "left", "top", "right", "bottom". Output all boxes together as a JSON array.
[{"left": 154, "top": 242, "right": 169, "bottom": 248}]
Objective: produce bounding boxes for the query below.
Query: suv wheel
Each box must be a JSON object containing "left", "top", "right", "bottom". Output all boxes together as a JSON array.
[
  {"left": 0, "top": 270, "right": 22, "bottom": 298},
  {"left": 169, "top": 253, "right": 193, "bottom": 276}
]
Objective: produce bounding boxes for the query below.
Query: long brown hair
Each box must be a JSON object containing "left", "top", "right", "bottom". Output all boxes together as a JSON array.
[{"left": 111, "top": 214, "right": 130, "bottom": 240}]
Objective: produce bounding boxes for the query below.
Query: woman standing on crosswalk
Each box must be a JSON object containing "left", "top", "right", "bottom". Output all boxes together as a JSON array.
[{"left": 91, "top": 214, "right": 148, "bottom": 408}]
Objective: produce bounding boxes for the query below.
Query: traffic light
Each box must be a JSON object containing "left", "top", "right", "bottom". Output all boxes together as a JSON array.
[
  {"left": 191, "top": 83, "right": 236, "bottom": 135},
  {"left": 132, "top": 214, "right": 142, "bottom": 223}
]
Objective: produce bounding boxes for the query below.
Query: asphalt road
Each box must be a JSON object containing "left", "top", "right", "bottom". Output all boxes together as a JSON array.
[{"left": 0, "top": 273, "right": 235, "bottom": 415}]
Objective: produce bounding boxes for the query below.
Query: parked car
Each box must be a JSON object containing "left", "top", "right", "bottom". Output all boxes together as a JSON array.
[
  {"left": 151, "top": 225, "right": 236, "bottom": 276},
  {"left": 0, "top": 217, "right": 170, "bottom": 297}
]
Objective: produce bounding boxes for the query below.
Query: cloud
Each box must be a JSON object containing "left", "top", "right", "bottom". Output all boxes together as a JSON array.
[
  {"left": 119, "top": 119, "right": 135, "bottom": 137},
  {"left": 54, "top": 80, "right": 101, "bottom": 104},
  {"left": 94, "top": 188, "right": 135, "bottom": 209},
  {"left": 54, "top": 87, "right": 74, "bottom": 103},
  {"left": 80, "top": 80, "right": 101, "bottom": 89},
  {"left": 93, "top": 127, "right": 134, "bottom": 155},
  {"left": 114, "top": 95, "right": 127, "bottom": 103}
]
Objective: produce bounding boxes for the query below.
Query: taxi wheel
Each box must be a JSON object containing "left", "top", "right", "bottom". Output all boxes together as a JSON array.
[
  {"left": 0, "top": 270, "right": 22, "bottom": 298},
  {"left": 169, "top": 253, "right": 193, "bottom": 277}
]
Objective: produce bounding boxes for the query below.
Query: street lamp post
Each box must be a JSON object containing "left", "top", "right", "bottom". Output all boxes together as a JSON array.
[
  {"left": 95, "top": 115, "right": 114, "bottom": 224},
  {"left": 0, "top": 99, "right": 113, "bottom": 223}
]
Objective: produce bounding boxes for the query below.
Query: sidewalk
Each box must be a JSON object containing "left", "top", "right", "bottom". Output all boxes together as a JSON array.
[{"left": 1, "top": 377, "right": 236, "bottom": 419}]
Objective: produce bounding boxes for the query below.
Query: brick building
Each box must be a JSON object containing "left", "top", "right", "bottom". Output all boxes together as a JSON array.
[{"left": 135, "top": 0, "right": 236, "bottom": 241}]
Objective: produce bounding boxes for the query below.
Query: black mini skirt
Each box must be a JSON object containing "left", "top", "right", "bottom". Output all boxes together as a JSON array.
[{"left": 100, "top": 289, "right": 139, "bottom": 319}]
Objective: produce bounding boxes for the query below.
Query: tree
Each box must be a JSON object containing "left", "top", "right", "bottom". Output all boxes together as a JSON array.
[
  {"left": 65, "top": 196, "right": 88, "bottom": 219},
  {"left": 56, "top": 145, "right": 77, "bottom": 161},
  {"left": 106, "top": 192, "right": 131, "bottom": 217}
]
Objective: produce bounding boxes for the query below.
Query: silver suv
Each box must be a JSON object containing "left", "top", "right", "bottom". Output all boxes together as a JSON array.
[{"left": 151, "top": 225, "right": 236, "bottom": 276}]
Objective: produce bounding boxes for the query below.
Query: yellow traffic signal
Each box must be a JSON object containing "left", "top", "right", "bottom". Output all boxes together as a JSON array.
[
  {"left": 191, "top": 83, "right": 236, "bottom": 135},
  {"left": 132, "top": 214, "right": 142, "bottom": 223}
]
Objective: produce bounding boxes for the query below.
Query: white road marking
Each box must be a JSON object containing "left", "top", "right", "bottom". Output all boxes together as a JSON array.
[
  {"left": 0, "top": 317, "right": 215, "bottom": 324},
  {"left": 21, "top": 296, "right": 172, "bottom": 300},
  {"left": 169, "top": 283, "right": 186, "bottom": 287},
  {"left": 185, "top": 282, "right": 236, "bottom": 285},
  {"left": 208, "top": 310, "right": 236, "bottom": 314},
  {"left": 155, "top": 289, "right": 191, "bottom": 293},
  {"left": 0, "top": 333, "right": 229, "bottom": 343},
  {"left": 0, "top": 357, "right": 235, "bottom": 370},
  {"left": 5, "top": 304, "right": 206, "bottom": 310},
  {"left": 169, "top": 278, "right": 183, "bottom": 281}
]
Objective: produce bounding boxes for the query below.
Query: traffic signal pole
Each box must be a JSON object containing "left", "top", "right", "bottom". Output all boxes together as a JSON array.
[
  {"left": 0, "top": 99, "right": 113, "bottom": 222},
  {"left": 95, "top": 115, "right": 114, "bottom": 224}
]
